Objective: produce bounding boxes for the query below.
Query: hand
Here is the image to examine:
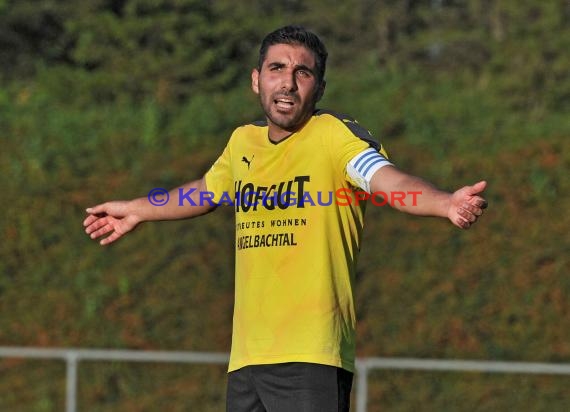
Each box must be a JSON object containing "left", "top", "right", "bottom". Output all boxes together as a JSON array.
[
  {"left": 83, "top": 201, "right": 141, "bottom": 245},
  {"left": 448, "top": 181, "right": 488, "bottom": 229}
]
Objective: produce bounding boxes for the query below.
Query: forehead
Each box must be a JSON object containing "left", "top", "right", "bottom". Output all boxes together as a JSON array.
[{"left": 262, "top": 43, "right": 316, "bottom": 69}]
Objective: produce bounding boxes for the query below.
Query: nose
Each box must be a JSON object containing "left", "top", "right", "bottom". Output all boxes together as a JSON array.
[{"left": 281, "top": 70, "right": 298, "bottom": 92}]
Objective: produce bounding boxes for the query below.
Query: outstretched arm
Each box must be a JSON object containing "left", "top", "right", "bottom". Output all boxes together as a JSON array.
[
  {"left": 370, "top": 165, "right": 487, "bottom": 229},
  {"left": 83, "top": 176, "right": 215, "bottom": 245}
]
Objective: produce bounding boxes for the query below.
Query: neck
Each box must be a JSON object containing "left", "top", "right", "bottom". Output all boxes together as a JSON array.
[
  {"left": 268, "top": 128, "right": 294, "bottom": 143},
  {"left": 267, "top": 112, "right": 315, "bottom": 143}
]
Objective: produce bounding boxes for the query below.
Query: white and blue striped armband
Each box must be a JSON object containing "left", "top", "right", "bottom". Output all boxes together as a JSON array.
[{"left": 346, "top": 148, "right": 393, "bottom": 193}]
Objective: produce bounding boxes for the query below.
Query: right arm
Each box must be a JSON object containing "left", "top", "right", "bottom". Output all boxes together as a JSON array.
[{"left": 83, "top": 176, "right": 215, "bottom": 245}]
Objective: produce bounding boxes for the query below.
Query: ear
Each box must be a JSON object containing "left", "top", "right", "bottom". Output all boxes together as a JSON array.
[
  {"left": 251, "top": 68, "right": 260, "bottom": 95},
  {"left": 315, "top": 80, "right": 326, "bottom": 102}
]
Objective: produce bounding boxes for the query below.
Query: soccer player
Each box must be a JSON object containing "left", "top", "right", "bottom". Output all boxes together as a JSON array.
[{"left": 84, "top": 25, "right": 487, "bottom": 412}]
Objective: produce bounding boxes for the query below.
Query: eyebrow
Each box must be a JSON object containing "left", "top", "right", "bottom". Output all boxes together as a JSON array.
[{"left": 266, "top": 61, "right": 316, "bottom": 75}]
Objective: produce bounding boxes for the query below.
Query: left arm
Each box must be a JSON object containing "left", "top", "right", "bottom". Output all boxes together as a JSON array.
[{"left": 370, "top": 165, "right": 487, "bottom": 229}]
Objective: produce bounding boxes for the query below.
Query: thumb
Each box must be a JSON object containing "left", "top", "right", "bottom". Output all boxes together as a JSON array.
[
  {"left": 85, "top": 203, "right": 107, "bottom": 215},
  {"left": 467, "top": 180, "right": 487, "bottom": 195}
]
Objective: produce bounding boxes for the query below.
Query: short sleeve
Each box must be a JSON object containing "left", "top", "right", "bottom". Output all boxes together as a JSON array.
[
  {"left": 321, "top": 111, "right": 391, "bottom": 189},
  {"left": 204, "top": 142, "right": 235, "bottom": 203}
]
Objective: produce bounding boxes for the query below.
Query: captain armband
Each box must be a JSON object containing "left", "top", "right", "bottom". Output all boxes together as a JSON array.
[{"left": 346, "top": 148, "right": 393, "bottom": 193}]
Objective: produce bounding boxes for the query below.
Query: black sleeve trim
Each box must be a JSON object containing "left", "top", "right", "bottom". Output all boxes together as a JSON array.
[{"left": 315, "top": 109, "right": 380, "bottom": 151}]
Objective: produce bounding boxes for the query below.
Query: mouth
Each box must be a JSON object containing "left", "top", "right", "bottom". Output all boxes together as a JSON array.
[{"left": 273, "top": 96, "right": 296, "bottom": 111}]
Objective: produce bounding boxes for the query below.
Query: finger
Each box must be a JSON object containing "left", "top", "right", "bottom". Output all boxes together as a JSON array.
[
  {"left": 468, "top": 180, "right": 487, "bottom": 196},
  {"left": 83, "top": 214, "right": 102, "bottom": 227},
  {"left": 85, "top": 217, "right": 111, "bottom": 235},
  {"left": 100, "top": 231, "right": 122, "bottom": 246},
  {"left": 457, "top": 207, "right": 478, "bottom": 223},
  {"left": 454, "top": 216, "right": 471, "bottom": 229},
  {"left": 467, "top": 196, "right": 488, "bottom": 209},
  {"left": 88, "top": 223, "right": 115, "bottom": 239},
  {"left": 461, "top": 202, "right": 484, "bottom": 217},
  {"left": 85, "top": 204, "right": 108, "bottom": 215}
]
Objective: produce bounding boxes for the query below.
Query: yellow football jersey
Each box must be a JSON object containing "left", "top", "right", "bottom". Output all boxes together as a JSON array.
[{"left": 205, "top": 110, "right": 389, "bottom": 372}]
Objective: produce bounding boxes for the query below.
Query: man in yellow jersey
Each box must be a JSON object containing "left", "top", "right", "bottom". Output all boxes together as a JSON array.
[{"left": 84, "top": 25, "right": 487, "bottom": 412}]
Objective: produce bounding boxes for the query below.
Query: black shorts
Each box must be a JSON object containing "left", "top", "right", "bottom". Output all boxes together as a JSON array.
[{"left": 226, "top": 362, "right": 353, "bottom": 412}]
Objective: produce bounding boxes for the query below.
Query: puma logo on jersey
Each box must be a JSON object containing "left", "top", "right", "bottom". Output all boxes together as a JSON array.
[{"left": 242, "top": 155, "right": 254, "bottom": 169}]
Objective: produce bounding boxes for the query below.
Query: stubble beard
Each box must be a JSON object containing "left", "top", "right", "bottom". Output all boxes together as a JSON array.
[{"left": 260, "top": 88, "right": 318, "bottom": 134}]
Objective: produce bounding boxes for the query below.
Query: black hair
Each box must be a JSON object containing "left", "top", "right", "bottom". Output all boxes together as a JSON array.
[{"left": 258, "top": 25, "right": 328, "bottom": 84}]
